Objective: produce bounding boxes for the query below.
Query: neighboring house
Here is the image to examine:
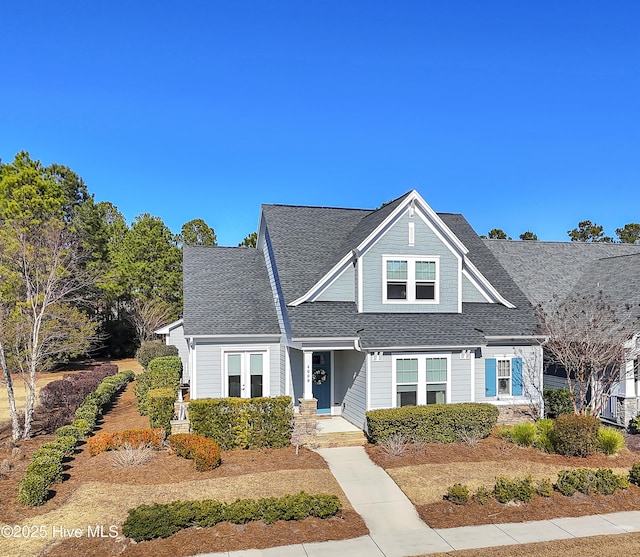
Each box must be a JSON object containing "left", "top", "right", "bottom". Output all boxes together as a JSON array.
[
  {"left": 485, "top": 240, "right": 640, "bottom": 425},
  {"left": 155, "top": 318, "right": 190, "bottom": 383},
  {"left": 161, "top": 190, "right": 546, "bottom": 431}
]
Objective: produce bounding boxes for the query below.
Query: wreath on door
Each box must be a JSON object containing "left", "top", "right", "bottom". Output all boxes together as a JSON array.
[{"left": 312, "top": 368, "right": 327, "bottom": 385}]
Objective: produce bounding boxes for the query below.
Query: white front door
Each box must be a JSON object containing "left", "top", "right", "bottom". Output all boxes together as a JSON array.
[{"left": 225, "top": 352, "right": 265, "bottom": 398}]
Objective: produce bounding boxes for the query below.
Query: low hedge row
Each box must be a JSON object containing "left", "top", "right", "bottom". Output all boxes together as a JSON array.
[
  {"left": 168, "top": 433, "right": 222, "bottom": 471},
  {"left": 446, "top": 467, "right": 630, "bottom": 506},
  {"left": 189, "top": 397, "right": 293, "bottom": 450},
  {"left": 18, "top": 370, "right": 135, "bottom": 506},
  {"left": 122, "top": 492, "right": 341, "bottom": 541},
  {"left": 366, "top": 403, "right": 499, "bottom": 444},
  {"left": 87, "top": 428, "right": 165, "bottom": 456}
]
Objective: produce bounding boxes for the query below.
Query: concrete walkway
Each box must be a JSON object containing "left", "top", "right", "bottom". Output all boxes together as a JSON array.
[{"left": 195, "top": 446, "right": 640, "bottom": 557}]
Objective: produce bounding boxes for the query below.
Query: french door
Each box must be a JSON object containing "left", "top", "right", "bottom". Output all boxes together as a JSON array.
[{"left": 225, "top": 352, "right": 265, "bottom": 398}]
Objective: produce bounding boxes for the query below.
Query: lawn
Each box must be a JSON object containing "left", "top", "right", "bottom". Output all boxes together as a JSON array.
[
  {"left": 366, "top": 434, "right": 640, "bottom": 529},
  {"left": 2, "top": 362, "right": 640, "bottom": 556},
  {"left": 0, "top": 364, "right": 366, "bottom": 557}
]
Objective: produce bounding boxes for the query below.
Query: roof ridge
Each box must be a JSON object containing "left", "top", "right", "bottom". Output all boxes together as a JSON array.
[{"left": 262, "top": 203, "right": 373, "bottom": 212}]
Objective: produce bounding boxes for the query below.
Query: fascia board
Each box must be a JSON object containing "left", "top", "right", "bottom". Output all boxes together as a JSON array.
[
  {"left": 155, "top": 318, "right": 184, "bottom": 335},
  {"left": 187, "top": 334, "right": 282, "bottom": 341},
  {"left": 364, "top": 344, "right": 485, "bottom": 351}
]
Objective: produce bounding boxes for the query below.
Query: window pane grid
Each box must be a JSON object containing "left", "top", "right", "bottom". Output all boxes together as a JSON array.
[
  {"left": 426, "top": 358, "right": 447, "bottom": 383},
  {"left": 497, "top": 360, "right": 511, "bottom": 377},
  {"left": 396, "top": 358, "right": 418, "bottom": 383},
  {"left": 387, "top": 260, "right": 407, "bottom": 280},
  {"left": 415, "top": 261, "right": 436, "bottom": 280}
]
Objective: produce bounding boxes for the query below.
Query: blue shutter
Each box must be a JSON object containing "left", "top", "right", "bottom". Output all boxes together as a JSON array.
[
  {"left": 512, "top": 358, "right": 523, "bottom": 396},
  {"left": 485, "top": 359, "right": 496, "bottom": 397}
]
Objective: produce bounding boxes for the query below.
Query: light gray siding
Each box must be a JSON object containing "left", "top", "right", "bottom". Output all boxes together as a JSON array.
[
  {"left": 476, "top": 344, "right": 542, "bottom": 403},
  {"left": 166, "top": 324, "right": 189, "bottom": 382},
  {"left": 339, "top": 351, "right": 367, "bottom": 429},
  {"left": 193, "top": 341, "right": 281, "bottom": 400},
  {"left": 369, "top": 353, "right": 393, "bottom": 409},
  {"left": 450, "top": 352, "right": 473, "bottom": 403},
  {"left": 544, "top": 374, "right": 569, "bottom": 390},
  {"left": 361, "top": 212, "right": 460, "bottom": 313},
  {"left": 462, "top": 275, "right": 488, "bottom": 303},
  {"left": 316, "top": 266, "right": 355, "bottom": 302},
  {"left": 194, "top": 341, "right": 222, "bottom": 398}
]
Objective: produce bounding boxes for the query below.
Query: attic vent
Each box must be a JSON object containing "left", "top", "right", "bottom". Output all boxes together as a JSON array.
[{"left": 408, "top": 222, "right": 415, "bottom": 246}]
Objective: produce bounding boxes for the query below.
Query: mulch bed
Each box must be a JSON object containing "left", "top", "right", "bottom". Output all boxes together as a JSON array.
[{"left": 0, "top": 370, "right": 368, "bottom": 556}]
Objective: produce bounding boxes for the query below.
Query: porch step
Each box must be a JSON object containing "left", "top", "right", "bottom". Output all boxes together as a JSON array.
[{"left": 314, "top": 430, "right": 367, "bottom": 448}]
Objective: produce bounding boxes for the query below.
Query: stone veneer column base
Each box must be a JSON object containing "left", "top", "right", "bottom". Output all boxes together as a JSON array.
[{"left": 292, "top": 398, "right": 318, "bottom": 448}]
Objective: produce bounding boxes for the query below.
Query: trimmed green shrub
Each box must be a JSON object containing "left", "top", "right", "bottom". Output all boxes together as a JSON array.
[
  {"left": 189, "top": 397, "right": 293, "bottom": 450},
  {"left": 25, "top": 451, "right": 64, "bottom": 487},
  {"left": 544, "top": 388, "right": 574, "bottom": 418},
  {"left": 55, "top": 424, "right": 84, "bottom": 441},
  {"left": 533, "top": 419, "right": 555, "bottom": 453},
  {"left": 551, "top": 414, "right": 600, "bottom": 457},
  {"left": 472, "top": 486, "right": 491, "bottom": 505},
  {"left": 71, "top": 418, "right": 92, "bottom": 436},
  {"left": 536, "top": 478, "right": 554, "bottom": 497},
  {"left": 445, "top": 483, "right": 469, "bottom": 505},
  {"left": 148, "top": 388, "right": 176, "bottom": 431},
  {"left": 493, "top": 476, "right": 535, "bottom": 503},
  {"left": 134, "top": 372, "right": 152, "bottom": 415},
  {"left": 136, "top": 341, "right": 178, "bottom": 370},
  {"left": 555, "top": 468, "right": 628, "bottom": 496},
  {"left": 147, "top": 356, "right": 182, "bottom": 386},
  {"left": 122, "top": 492, "right": 341, "bottom": 542},
  {"left": 597, "top": 427, "right": 625, "bottom": 455},
  {"left": 366, "top": 403, "right": 499, "bottom": 445},
  {"left": 629, "top": 463, "right": 640, "bottom": 486},
  {"left": 134, "top": 358, "right": 180, "bottom": 417},
  {"left": 17, "top": 474, "right": 49, "bottom": 506}
]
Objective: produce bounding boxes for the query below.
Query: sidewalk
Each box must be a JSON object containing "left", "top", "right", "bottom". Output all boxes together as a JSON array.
[{"left": 195, "top": 446, "right": 640, "bottom": 557}]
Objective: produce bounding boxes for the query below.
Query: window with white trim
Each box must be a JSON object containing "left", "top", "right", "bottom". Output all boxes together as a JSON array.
[
  {"left": 384, "top": 256, "right": 439, "bottom": 303},
  {"left": 426, "top": 357, "right": 447, "bottom": 404},
  {"left": 497, "top": 359, "right": 511, "bottom": 395},
  {"left": 394, "top": 355, "right": 449, "bottom": 407},
  {"left": 396, "top": 358, "right": 418, "bottom": 407},
  {"left": 225, "top": 351, "right": 266, "bottom": 398}
]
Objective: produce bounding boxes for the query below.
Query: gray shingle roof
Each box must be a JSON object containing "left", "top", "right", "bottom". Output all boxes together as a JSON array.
[
  {"left": 483, "top": 240, "right": 640, "bottom": 306},
  {"left": 183, "top": 246, "right": 280, "bottom": 336},
  {"left": 262, "top": 197, "right": 540, "bottom": 346},
  {"left": 288, "top": 301, "right": 538, "bottom": 348},
  {"left": 261, "top": 204, "right": 369, "bottom": 303},
  {"left": 572, "top": 253, "right": 640, "bottom": 319}
]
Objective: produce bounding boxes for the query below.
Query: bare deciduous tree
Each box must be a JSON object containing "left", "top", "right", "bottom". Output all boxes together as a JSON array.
[
  {"left": 0, "top": 220, "right": 97, "bottom": 440},
  {"left": 537, "top": 291, "right": 639, "bottom": 416},
  {"left": 127, "top": 298, "right": 174, "bottom": 343}
]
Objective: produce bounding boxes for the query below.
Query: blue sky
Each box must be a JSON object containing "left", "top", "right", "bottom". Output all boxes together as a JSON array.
[{"left": 1, "top": 1, "right": 638, "bottom": 245}]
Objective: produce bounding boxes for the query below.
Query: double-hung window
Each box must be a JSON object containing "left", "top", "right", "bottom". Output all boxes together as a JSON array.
[
  {"left": 396, "top": 358, "right": 418, "bottom": 406},
  {"left": 394, "top": 355, "right": 449, "bottom": 407},
  {"left": 225, "top": 351, "right": 266, "bottom": 398},
  {"left": 497, "top": 359, "right": 511, "bottom": 395},
  {"left": 384, "top": 256, "right": 439, "bottom": 303}
]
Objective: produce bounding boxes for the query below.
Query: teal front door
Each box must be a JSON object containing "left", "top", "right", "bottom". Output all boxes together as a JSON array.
[{"left": 312, "top": 352, "right": 331, "bottom": 414}]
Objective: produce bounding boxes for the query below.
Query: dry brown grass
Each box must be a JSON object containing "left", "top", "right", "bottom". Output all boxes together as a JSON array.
[
  {"left": 423, "top": 532, "right": 640, "bottom": 557},
  {"left": 0, "top": 358, "right": 143, "bottom": 423},
  {"left": 388, "top": 461, "right": 632, "bottom": 505},
  {"left": 1, "top": 469, "right": 347, "bottom": 557}
]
